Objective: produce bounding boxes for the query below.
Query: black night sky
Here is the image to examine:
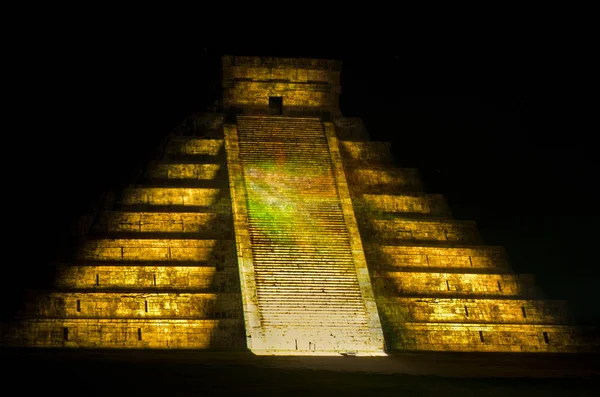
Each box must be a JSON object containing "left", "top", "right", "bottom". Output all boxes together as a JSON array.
[{"left": 8, "top": 41, "right": 599, "bottom": 326}]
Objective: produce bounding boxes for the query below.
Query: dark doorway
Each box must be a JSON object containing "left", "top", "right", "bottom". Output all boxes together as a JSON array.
[{"left": 269, "top": 96, "right": 283, "bottom": 115}]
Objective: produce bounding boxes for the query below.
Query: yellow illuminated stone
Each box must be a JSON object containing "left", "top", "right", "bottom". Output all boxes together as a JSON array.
[
  {"left": 3, "top": 55, "right": 594, "bottom": 354},
  {"left": 221, "top": 55, "right": 341, "bottom": 113},
  {"left": 391, "top": 297, "right": 566, "bottom": 324},
  {"left": 147, "top": 164, "right": 221, "bottom": 180},
  {"left": 76, "top": 239, "right": 233, "bottom": 262},
  {"left": 365, "top": 245, "right": 510, "bottom": 270},
  {"left": 345, "top": 168, "right": 422, "bottom": 190},
  {"left": 26, "top": 292, "right": 241, "bottom": 318},
  {"left": 339, "top": 141, "right": 395, "bottom": 163},
  {"left": 369, "top": 219, "right": 481, "bottom": 243},
  {"left": 165, "top": 139, "right": 224, "bottom": 156},
  {"left": 2, "top": 319, "right": 244, "bottom": 349},
  {"left": 360, "top": 193, "right": 450, "bottom": 215},
  {"left": 376, "top": 271, "right": 526, "bottom": 296},
  {"left": 394, "top": 323, "right": 591, "bottom": 353},
  {"left": 119, "top": 187, "right": 223, "bottom": 207},
  {"left": 225, "top": 82, "right": 331, "bottom": 108},
  {"left": 95, "top": 212, "right": 223, "bottom": 233},
  {"left": 54, "top": 265, "right": 231, "bottom": 290}
]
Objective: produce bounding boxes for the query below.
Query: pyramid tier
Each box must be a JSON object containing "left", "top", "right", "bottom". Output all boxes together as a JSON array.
[
  {"left": 391, "top": 322, "right": 596, "bottom": 353},
  {"left": 1, "top": 318, "right": 245, "bottom": 348},
  {"left": 364, "top": 245, "right": 510, "bottom": 271},
  {"left": 387, "top": 297, "right": 568, "bottom": 324},
  {"left": 343, "top": 165, "right": 424, "bottom": 195},
  {"left": 20, "top": 291, "right": 242, "bottom": 319}
]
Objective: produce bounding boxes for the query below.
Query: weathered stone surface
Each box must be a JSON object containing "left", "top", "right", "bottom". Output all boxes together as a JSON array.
[
  {"left": 221, "top": 55, "right": 341, "bottom": 117},
  {"left": 2, "top": 319, "right": 245, "bottom": 348},
  {"left": 165, "top": 138, "right": 224, "bottom": 157},
  {"left": 54, "top": 265, "right": 239, "bottom": 291},
  {"left": 227, "top": 116, "right": 384, "bottom": 355},
  {"left": 118, "top": 188, "right": 226, "bottom": 207},
  {"left": 364, "top": 245, "right": 510, "bottom": 270},
  {"left": 3, "top": 55, "right": 595, "bottom": 354},
  {"left": 391, "top": 297, "right": 568, "bottom": 324},
  {"left": 24, "top": 291, "right": 242, "bottom": 318},
  {"left": 392, "top": 323, "right": 596, "bottom": 353}
]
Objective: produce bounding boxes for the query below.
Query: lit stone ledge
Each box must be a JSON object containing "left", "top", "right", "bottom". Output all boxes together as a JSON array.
[
  {"left": 225, "top": 83, "right": 331, "bottom": 107},
  {"left": 223, "top": 55, "right": 340, "bottom": 71},
  {"left": 1, "top": 318, "right": 246, "bottom": 349},
  {"left": 119, "top": 187, "right": 224, "bottom": 207},
  {"left": 76, "top": 239, "right": 235, "bottom": 262},
  {"left": 165, "top": 139, "right": 224, "bottom": 156},
  {"left": 389, "top": 297, "right": 568, "bottom": 324},
  {"left": 376, "top": 271, "right": 533, "bottom": 296},
  {"left": 367, "top": 219, "right": 480, "bottom": 243},
  {"left": 390, "top": 323, "right": 597, "bottom": 353},
  {"left": 226, "top": 65, "right": 336, "bottom": 84},
  {"left": 338, "top": 141, "right": 394, "bottom": 163},
  {"left": 363, "top": 245, "right": 509, "bottom": 270},
  {"left": 358, "top": 193, "right": 450, "bottom": 215},
  {"left": 54, "top": 266, "right": 238, "bottom": 290},
  {"left": 146, "top": 164, "right": 222, "bottom": 181},
  {"left": 344, "top": 167, "right": 423, "bottom": 192},
  {"left": 24, "top": 292, "right": 242, "bottom": 318},
  {"left": 94, "top": 212, "right": 231, "bottom": 234},
  {"left": 229, "top": 82, "right": 336, "bottom": 95}
]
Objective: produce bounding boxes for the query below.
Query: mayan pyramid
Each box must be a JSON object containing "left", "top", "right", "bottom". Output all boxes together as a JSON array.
[{"left": 1, "top": 55, "right": 597, "bottom": 355}]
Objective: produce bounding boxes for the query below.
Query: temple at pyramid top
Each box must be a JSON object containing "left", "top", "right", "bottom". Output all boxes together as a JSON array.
[{"left": 221, "top": 55, "right": 343, "bottom": 119}]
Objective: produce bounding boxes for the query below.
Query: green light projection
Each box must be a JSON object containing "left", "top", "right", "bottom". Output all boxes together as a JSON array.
[
  {"left": 243, "top": 153, "right": 345, "bottom": 247},
  {"left": 233, "top": 116, "right": 383, "bottom": 354}
]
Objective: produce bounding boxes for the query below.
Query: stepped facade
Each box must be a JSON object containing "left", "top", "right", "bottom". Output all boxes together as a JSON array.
[{"left": 1, "top": 55, "right": 597, "bottom": 354}]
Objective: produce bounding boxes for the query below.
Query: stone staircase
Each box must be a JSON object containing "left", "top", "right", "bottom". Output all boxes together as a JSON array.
[{"left": 232, "top": 116, "right": 383, "bottom": 354}]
